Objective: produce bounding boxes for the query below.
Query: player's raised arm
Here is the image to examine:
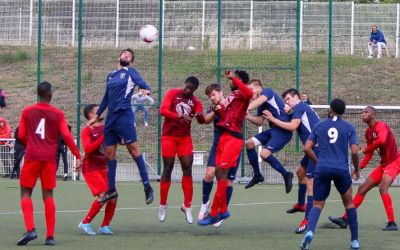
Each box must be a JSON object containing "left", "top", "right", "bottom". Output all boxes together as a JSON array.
[
  {"left": 81, "top": 127, "right": 104, "bottom": 154},
  {"left": 263, "top": 110, "right": 300, "bottom": 132},
  {"left": 363, "top": 122, "right": 388, "bottom": 154},
  {"left": 359, "top": 131, "right": 373, "bottom": 168},
  {"left": 129, "top": 68, "right": 152, "bottom": 92},
  {"left": 96, "top": 85, "right": 110, "bottom": 118},
  {"left": 246, "top": 111, "right": 264, "bottom": 126},
  {"left": 160, "top": 89, "right": 180, "bottom": 119}
]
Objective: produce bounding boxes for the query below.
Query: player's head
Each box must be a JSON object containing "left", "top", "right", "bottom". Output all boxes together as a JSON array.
[
  {"left": 83, "top": 104, "right": 98, "bottom": 121},
  {"left": 119, "top": 48, "right": 134, "bottom": 67},
  {"left": 37, "top": 81, "right": 53, "bottom": 102},
  {"left": 282, "top": 88, "right": 301, "bottom": 108},
  {"left": 205, "top": 83, "right": 224, "bottom": 105},
  {"left": 246, "top": 79, "right": 263, "bottom": 100},
  {"left": 230, "top": 69, "right": 249, "bottom": 91},
  {"left": 329, "top": 98, "right": 346, "bottom": 116},
  {"left": 183, "top": 76, "right": 199, "bottom": 98},
  {"left": 362, "top": 105, "right": 376, "bottom": 124},
  {"left": 301, "top": 93, "right": 309, "bottom": 102},
  {"left": 371, "top": 25, "right": 378, "bottom": 33}
]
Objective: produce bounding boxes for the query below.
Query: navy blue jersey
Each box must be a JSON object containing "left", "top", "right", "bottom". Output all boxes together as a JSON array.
[
  {"left": 207, "top": 107, "right": 221, "bottom": 137},
  {"left": 308, "top": 116, "right": 357, "bottom": 171},
  {"left": 97, "top": 67, "right": 151, "bottom": 116},
  {"left": 256, "top": 88, "right": 290, "bottom": 122},
  {"left": 292, "top": 102, "right": 320, "bottom": 145}
]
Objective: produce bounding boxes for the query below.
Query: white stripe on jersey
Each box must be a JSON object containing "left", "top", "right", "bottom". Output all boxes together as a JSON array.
[
  {"left": 267, "top": 96, "right": 281, "bottom": 115},
  {"left": 126, "top": 75, "right": 135, "bottom": 98},
  {"left": 301, "top": 111, "right": 312, "bottom": 133}
]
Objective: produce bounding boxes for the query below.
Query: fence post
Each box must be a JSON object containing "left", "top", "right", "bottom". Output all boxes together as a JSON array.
[
  {"left": 115, "top": 0, "right": 119, "bottom": 48},
  {"left": 299, "top": 0, "right": 303, "bottom": 52},
  {"left": 157, "top": 0, "right": 165, "bottom": 175},
  {"left": 350, "top": 1, "right": 354, "bottom": 55},
  {"left": 72, "top": 0, "right": 75, "bottom": 46},
  {"left": 249, "top": 0, "right": 253, "bottom": 50},
  {"left": 396, "top": 3, "right": 399, "bottom": 58},
  {"left": 19, "top": 8, "right": 22, "bottom": 41},
  {"left": 201, "top": 0, "right": 205, "bottom": 49},
  {"left": 29, "top": 0, "right": 33, "bottom": 46}
]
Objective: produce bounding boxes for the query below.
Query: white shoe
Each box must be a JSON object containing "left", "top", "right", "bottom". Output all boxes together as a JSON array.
[
  {"left": 367, "top": 55, "right": 373, "bottom": 59},
  {"left": 144, "top": 122, "right": 149, "bottom": 127},
  {"left": 181, "top": 204, "right": 193, "bottom": 224},
  {"left": 377, "top": 54, "right": 382, "bottom": 59},
  {"left": 158, "top": 204, "right": 167, "bottom": 222},
  {"left": 198, "top": 201, "right": 210, "bottom": 220},
  {"left": 213, "top": 219, "right": 224, "bottom": 228}
]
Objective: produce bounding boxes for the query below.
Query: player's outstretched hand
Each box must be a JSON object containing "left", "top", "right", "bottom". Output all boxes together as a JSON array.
[
  {"left": 352, "top": 169, "right": 360, "bottom": 181},
  {"left": 75, "top": 159, "right": 82, "bottom": 173},
  {"left": 225, "top": 70, "right": 234, "bottom": 79},
  {"left": 262, "top": 110, "right": 273, "bottom": 120}
]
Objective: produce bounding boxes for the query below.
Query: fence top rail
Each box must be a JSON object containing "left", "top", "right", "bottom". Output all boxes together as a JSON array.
[{"left": 311, "top": 105, "right": 400, "bottom": 110}]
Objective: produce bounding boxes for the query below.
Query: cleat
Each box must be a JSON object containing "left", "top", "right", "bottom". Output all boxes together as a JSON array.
[
  {"left": 245, "top": 175, "right": 265, "bottom": 189},
  {"left": 218, "top": 210, "right": 230, "bottom": 221},
  {"left": 158, "top": 204, "right": 167, "bottom": 222},
  {"left": 287, "top": 203, "right": 306, "bottom": 214},
  {"left": 197, "top": 214, "right": 218, "bottom": 226},
  {"left": 367, "top": 55, "right": 373, "bottom": 59},
  {"left": 99, "top": 190, "right": 118, "bottom": 204},
  {"left": 78, "top": 221, "right": 96, "bottom": 235},
  {"left": 45, "top": 236, "right": 55, "bottom": 246},
  {"left": 17, "top": 229, "right": 37, "bottom": 246},
  {"left": 98, "top": 226, "right": 114, "bottom": 235},
  {"left": 144, "top": 186, "right": 154, "bottom": 205},
  {"left": 198, "top": 201, "right": 210, "bottom": 220},
  {"left": 181, "top": 205, "right": 193, "bottom": 224},
  {"left": 300, "top": 231, "right": 313, "bottom": 250},
  {"left": 382, "top": 221, "right": 398, "bottom": 231},
  {"left": 295, "top": 219, "right": 308, "bottom": 234},
  {"left": 350, "top": 240, "right": 360, "bottom": 249},
  {"left": 63, "top": 173, "right": 68, "bottom": 181},
  {"left": 328, "top": 216, "right": 348, "bottom": 229},
  {"left": 284, "top": 172, "right": 294, "bottom": 193},
  {"left": 213, "top": 219, "right": 224, "bottom": 228}
]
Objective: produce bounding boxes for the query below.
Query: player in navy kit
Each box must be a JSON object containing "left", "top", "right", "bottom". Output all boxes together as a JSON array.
[
  {"left": 300, "top": 99, "right": 360, "bottom": 250},
  {"left": 263, "top": 88, "right": 320, "bottom": 233},
  {"left": 245, "top": 79, "right": 293, "bottom": 192},
  {"left": 88, "top": 48, "right": 154, "bottom": 205}
]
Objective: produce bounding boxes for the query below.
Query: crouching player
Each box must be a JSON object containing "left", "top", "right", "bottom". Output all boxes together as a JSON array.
[{"left": 78, "top": 104, "right": 117, "bottom": 235}]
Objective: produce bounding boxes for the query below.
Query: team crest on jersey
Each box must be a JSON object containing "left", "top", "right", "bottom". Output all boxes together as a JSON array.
[
  {"left": 176, "top": 102, "right": 192, "bottom": 116},
  {"left": 120, "top": 73, "right": 126, "bottom": 79},
  {"left": 372, "top": 132, "right": 377, "bottom": 139}
]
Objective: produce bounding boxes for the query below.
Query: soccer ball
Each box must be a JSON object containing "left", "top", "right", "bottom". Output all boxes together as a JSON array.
[{"left": 139, "top": 24, "right": 158, "bottom": 43}]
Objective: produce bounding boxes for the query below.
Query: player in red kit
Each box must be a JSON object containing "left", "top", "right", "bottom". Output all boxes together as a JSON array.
[
  {"left": 17, "top": 81, "right": 81, "bottom": 246},
  {"left": 77, "top": 104, "right": 117, "bottom": 235},
  {"left": 158, "top": 76, "right": 204, "bottom": 224},
  {"left": 198, "top": 70, "right": 253, "bottom": 226},
  {"left": 329, "top": 106, "right": 400, "bottom": 231}
]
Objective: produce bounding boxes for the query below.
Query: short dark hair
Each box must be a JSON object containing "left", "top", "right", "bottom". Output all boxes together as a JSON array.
[
  {"left": 248, "top": 79, "right": 262, "bottom": 87},
  {"left": 205, "top": 83, "right": 221, "bottom": 96},
  {"left": 120, "top": 48, "right": 135, "bottom": 62},
  {"left": 234, "top": 69, "right": 249, "bottom": 84},
  {"left": 185, "top": 76, "right": 200, "bottom": 89},
  {"left": 365, "top": 105, "right": 376, "bottom": 115},
  {"left": 330, "top": 98, "right": 346, "bottom": 115},
  {"left": 282, "top": 88, "right": 300, "bottom": 99},
  {"left": 83, "top": 104, "right": 98, "bottom": 120},
  {"left": 37, "top": 81, "right": 52, "bottom": 99}
]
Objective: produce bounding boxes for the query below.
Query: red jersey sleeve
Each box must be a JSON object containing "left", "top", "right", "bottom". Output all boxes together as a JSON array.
[
  {"left": 160, "top": 89, "right": 179, "bottom": 119},
  {"left": 81, "top": 126, "right": 105, "bottom": 154},
  {"left": 360, "top": 129, "right": 373, "bottom": 169},
  {"left": 58, "top": 113, "right": 81, "bottom": 159},
  {"left": 364, "top": 122, "right": 388, "bottom": 154},
  {"left": 232, "top": 77, "right": 253, "bottom": 100}
]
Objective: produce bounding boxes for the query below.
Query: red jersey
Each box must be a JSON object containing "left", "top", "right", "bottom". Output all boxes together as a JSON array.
[
  {"left": 18, "top": 102, "right": 81, "bottom": 162},
  {"left": 160, "top": 88, "right": 203, "bottom": 136},
  {"left": 216, "top": 78, "right": 253, "bottom": 138},
  {"left": 81, "top": 125, "right": 107, "bottom": 173},
  {"left": 360, "top": 121, "right": 399, "bottom": 168}
]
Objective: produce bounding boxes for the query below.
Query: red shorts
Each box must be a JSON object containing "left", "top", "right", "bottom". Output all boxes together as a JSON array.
[
  {"left": 368, "top": 165, "right": 385, "bottom": 184},
  {"left": 83, "top": 169, "right": 108, "bottom": 196},
  {"left": 161, "top": 135, "right": 193, "bottom": 157},
  {"left": 216, "top": 132, "right": 243, "bottom": 169},
  {"left": 20, "top": 161, "right": 57, "bottom": 190},
  {"left": 384, "top": 156, "right": 400, "bottom": 181}
]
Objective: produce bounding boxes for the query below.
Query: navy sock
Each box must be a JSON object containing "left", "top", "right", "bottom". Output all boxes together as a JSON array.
[
  {"left": 305, "top": 195, "right": 313, "bottom": 219},
  {"left": 346, "top": 208, "right": 358, "bottom": 241},
  {"left": 298, "top": 184, "right": 307, "bottom": 205},
  {"left": 264, "top": 155, "right": 288, "bottom": 177},
  {"left": 247, "top": 148, "right": 261, "bottom": 176},
  {"left": 134, "top": 154, "right": 150, "bottom": 188},
  {"left": 307, "top": 207, "right": 321, "bottom": 233},
  {"left": 226, "top": 186, "right": 233, "bottom": 206},
  {"left": 202, "top": 180, "right": 213, "bottom": 204},
  {"left": 107, "top": 159, "right": 117, "bottom": 192}
]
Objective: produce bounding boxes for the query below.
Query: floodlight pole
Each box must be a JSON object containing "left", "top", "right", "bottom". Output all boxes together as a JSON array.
[
  {"left": 328, "top": 0, "right": 333, "bottom": 103},
  {"left": 76, "top": 0, "right": 83, "bottom": 150}
]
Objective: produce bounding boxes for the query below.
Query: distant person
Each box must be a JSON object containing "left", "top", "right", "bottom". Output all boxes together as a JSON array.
[
  {"left": 301, "top": 93, "right": 312, "bottom": 105},
  {"left": 0, "top": 88, "right": 6, "bottom": 108},
  {"left": 56, "top": 125, "right": 72, "bottom": 181},
  {"left": 367, "top": 25, "right": 387, "bottom": 59},
  {"left": 132, "top": 89, "right": 155, "bottom": 127},
  {"left": 10, "top": 127, "right": 25, "bottom": 179},
  {"left": 0, "top": 117, "right": 12, "bottom": 177}
]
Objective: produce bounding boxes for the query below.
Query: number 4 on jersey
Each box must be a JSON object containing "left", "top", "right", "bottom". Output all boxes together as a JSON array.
[{"left": 35, "top": 118, "right": 45, "bottom": 139}]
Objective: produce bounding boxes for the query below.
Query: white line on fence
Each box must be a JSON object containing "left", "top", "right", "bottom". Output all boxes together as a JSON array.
[
  {"left": 299, "top": 0, "right": 303, "bottom": 52},
  {"left": 201, "top": 0, "right": 205, "bottom": 50},
  {"left": 350, "top": 1, "right": 355, "bottom": 55},
  {"left": 72, "top": 0, "right": 75, "bottom": 47},
  {"left": 115, "top": 0, "right": 120, "bottom": 48},
  {"left": 249, "top": 0, "right": 253, "bottom": 50},
  {"left": 396, "top": 3, "right": 399, "bottom": 58},
  {"left": 29, "top": 0, "right": 33, "bottom": 46}
]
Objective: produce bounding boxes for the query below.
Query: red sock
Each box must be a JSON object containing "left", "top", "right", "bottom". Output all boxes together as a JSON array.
[
  {"left": 21, "top": 198, "right": 35, "bottom": 231},
  {"left": 343, "top": 193, "right": 365, "bottom": 220},
  {"left": 101, "top": 200, "right": 117, "bottom": 227},
  {"left": 381, "top": 193, "right": 395, "bottom": 222},
  {"left": 209, "top": 179, "right": 228, "bottom": 217},
  {"left": 181, "top": 176, "right": 193, "bottom": 208},
  {"left": 82, "top": 200, "right": 104, "bottom": 224},
  {"left": 160, "top": 181, "right": 171, "bottom": 205},
  {"left": 44, "top": 197, "right": 56, "bottom": 238}
]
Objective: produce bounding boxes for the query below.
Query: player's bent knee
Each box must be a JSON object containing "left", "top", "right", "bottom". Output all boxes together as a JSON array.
[
  {"left": 245, "top": 139, "right": 255, "bottom": 150},
  {"left": 260, "top": 149, "right": 271, "bottom": 159}
]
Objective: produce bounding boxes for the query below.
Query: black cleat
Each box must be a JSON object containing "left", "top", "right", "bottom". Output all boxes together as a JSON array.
[
  {"left": 382, "top": 222, "right": 398, "bottom": 231},
  {"left": 144, "top": 186, "right": 154, "bottom": 205},
  {"left": 45, "top": 236, "right": 55, "bottom": 246},
  {"left": 328, "top": 216, "right": 348, "bottom": 229},
  {"left": 284, "top": 172, "right": 294, "bottom": 193},
  {"left": 99, "top": 190, "right": 119, "bottom": 204},
  {"left": 245, "top": 175, "right": 265, "bottom": 189},
  {"left": 17, "top": 229, "right": 37, "bottom": 246}
]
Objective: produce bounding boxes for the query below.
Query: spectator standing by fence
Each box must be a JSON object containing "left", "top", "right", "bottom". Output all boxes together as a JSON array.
[
  {"left": 132, "top": 89, "right": 155, "bottom": 127},
  {"left": 301, "top": 93, "right": 312, "bottom": 105},
  {"left": 0, "top": 88, "right": 6, "bottom": 108},
  {"left": 57, "top": 125, "right": 72, "bottom": 181},
  {"left": 10, "top": 127, "right": 25, "bottom": 179},
  {"left": 0, "top": 117, "right": 12, "bottom": 177},
  {"left": 367, "top": 25, "right": 387, "bottom": 59}
]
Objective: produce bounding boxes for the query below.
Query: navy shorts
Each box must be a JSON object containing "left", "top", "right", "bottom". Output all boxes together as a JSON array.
[
  {"left": 253, "top": 127, "right": 292, "bottom": 153},
  {"left": 104, "top": 109, "right": 137, "bottom": 146},
  {"left": 207, "top": 131, "right": 239, "bottom": 181},
  {"left": 300, "top": 147, "right": 318, "bottom": 178},
  {"left": 313, "top": 168, "right": 352, "bottom": 201}
]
